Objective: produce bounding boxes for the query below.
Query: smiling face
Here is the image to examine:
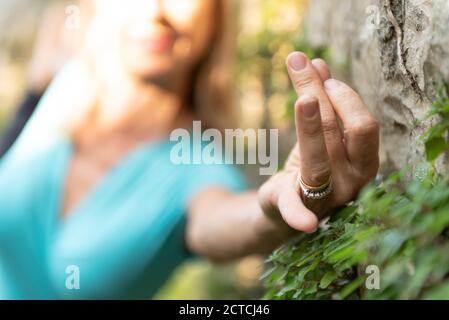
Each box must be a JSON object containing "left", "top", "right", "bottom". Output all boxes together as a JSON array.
[
  {"left": 90, "top": 0, "right": 217, "bottom": 83},
  {"left": 79, "top": 0, "right": 236, "bottom": 135}
]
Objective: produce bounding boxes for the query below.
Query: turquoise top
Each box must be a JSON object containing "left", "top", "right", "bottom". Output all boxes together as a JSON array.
[
  {"left": 0, "top": 138, "right": 246, "bottom": 299},
  {"left": 0, "top": 61, "right": 246, "bottom": 299}
]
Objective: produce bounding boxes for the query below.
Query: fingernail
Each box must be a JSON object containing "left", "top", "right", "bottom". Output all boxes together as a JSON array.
[
  {"left": 301, "top": 98, "right": 318, "bottom": 118},
  {"left": 287, "top": 52, "right": 307, "bottom": 71},
  {"left": 324, "top": 79, "right": 341, "bottom": 90}
]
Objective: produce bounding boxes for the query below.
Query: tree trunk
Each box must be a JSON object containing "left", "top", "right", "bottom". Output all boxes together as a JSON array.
[{"left": 304, "top": 0, "right": 449, "bottom": 175}]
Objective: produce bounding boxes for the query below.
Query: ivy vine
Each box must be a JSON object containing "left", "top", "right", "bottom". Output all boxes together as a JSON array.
[{"left": 263, "top": 85, "right": 449, "bottom": 300}]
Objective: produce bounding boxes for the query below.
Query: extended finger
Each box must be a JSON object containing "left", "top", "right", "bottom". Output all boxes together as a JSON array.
[
  {"left": 286, "top": 52, "right": 345, "bottom": 162},
  {"left": 295, "top": 95, "right": 332, "bottom": 188},
  {"left": 324, "top": 79, "right": 380, "bottom": 170}
]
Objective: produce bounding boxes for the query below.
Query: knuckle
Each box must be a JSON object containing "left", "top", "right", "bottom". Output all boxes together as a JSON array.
[
  {"left": 302, "top": 164, "right": 331, "bottom": 186},
  {"left": 321, "top": 119, "right": 339, "bottom": 135},
  {"left": 300, "top": 121, "right": 323, "bottom": 136},
  {"left": 293, "top": 72, "right": 322, "bottom": 91},
  {"left": 348, "top": 118, "right": 379, "bottom": 138},
  {"left": 330, "top": 83, "right": 361, "bottom": 105},
  {"left": 334, "top": 86, "right": 356, "bottom": 101}
]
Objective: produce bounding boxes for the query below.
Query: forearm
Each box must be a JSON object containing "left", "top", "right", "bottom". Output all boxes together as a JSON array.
[{"left": 186, "top": 189, "right": 296, "bottom": 263}]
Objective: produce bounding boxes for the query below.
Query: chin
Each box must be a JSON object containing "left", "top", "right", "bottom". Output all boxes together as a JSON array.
[{"left": 125, "top": 56, "right": 176, "bottom": 82}]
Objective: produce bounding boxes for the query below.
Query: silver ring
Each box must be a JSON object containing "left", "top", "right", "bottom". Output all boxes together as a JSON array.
[{"left": 298, "top": 175, "right": 333, "bottom": 200}]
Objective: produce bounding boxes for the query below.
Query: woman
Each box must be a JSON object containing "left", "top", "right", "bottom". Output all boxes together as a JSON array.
[{"left": 0, "top": 0, "right": 379, "bottom": 299}]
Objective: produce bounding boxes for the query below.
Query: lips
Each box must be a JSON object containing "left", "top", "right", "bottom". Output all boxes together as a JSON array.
[
  {"left": 142, "top": 35, "right": 174, "bottom": 53},
  {"left": 129, "top": 23, "right": 175, "bottom": 53}
]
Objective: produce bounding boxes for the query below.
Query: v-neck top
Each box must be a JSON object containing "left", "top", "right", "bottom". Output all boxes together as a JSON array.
[{"left": 0, "top": 138, "right": 245, "bottom": 299}]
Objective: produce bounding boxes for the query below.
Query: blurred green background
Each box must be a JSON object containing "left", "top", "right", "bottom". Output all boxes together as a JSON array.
[{"left": 0, "top": 0, "right": 309, "bottom": 299}]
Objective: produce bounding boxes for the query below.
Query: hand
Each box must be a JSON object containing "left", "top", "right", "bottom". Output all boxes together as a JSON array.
[{"left": 258, "top": 52, "right": 379, "bottom": 234}]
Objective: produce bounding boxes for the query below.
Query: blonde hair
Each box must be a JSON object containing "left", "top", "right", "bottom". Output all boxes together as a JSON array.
[
  {"left": 193, "top": 0, "right": 238, "bottom": 131},
  {"left": 76, "top": 0, "right": 238, "bottom": 140}
]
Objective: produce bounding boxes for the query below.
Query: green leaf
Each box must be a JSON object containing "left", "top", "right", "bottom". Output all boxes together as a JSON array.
[
  {"left": 326, "top": 244, "right": 356, "bottom": 264},
  {"left": 260, "top": 266, "right": 277, "bottom": 281},
  {"left": 319, "top": 270, "right": 337, "bottom": 289},
  {"left": 264, "top": 93, "right": 449, "bottom": 299},
  {"left": 423, "top": 281, "right": 449, "bottom": 300},
  {"left": 303, "top": 282, "right": 318, "bottom": 296},
  {"left": 338, "top": 277, "right": 365, "bottom": 300},
  {"left": 425, "top": 137, "right": 448, "bottom": 162}
]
